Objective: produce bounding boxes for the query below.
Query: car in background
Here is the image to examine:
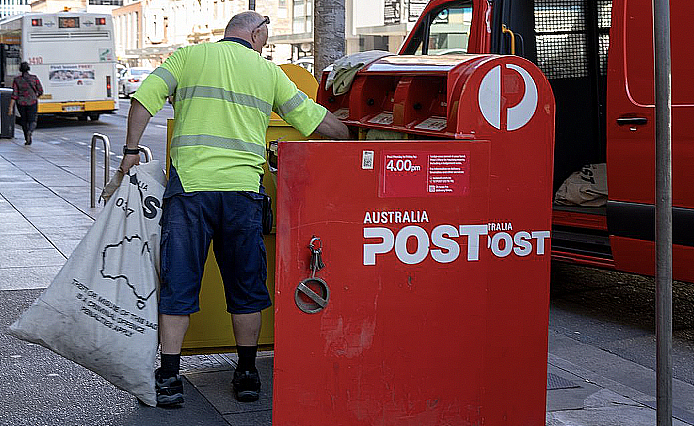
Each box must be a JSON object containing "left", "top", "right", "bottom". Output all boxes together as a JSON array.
[
  {"left": 118, "top": 67, "right": 153, "bottom": 97},
  {"left": 292, "top": 57, "right": 314, "bottom": 75}
]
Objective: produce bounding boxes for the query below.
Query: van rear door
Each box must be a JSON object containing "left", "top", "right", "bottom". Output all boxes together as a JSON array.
[{"left": 606, "top": 0, "right": 694, "bottom": 282}]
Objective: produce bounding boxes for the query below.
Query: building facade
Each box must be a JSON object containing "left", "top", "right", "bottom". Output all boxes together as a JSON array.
[
  {"left": 269, "top": 0, "right": 429, "bottom": 64},
  {"left": 112, "top": 0, "right": 292, "bottom": 68},
  {"left": 0, "top": 0, "right": 30, "bottom": 19},
  {"left": 15, "top": 0, "right": 416, "bottom": 69},
  {"left": 29, "top": 0, "right": 122, "bottom": 13}
]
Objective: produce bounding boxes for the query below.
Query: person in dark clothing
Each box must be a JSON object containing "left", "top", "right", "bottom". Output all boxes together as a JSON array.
[{"left": 8, "top": 62, "right": 43, "bottom": 145}]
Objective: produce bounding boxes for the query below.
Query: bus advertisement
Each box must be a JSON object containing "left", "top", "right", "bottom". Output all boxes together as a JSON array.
[{"left": 0, "top": 12, "right": 118, "bottom": 120}]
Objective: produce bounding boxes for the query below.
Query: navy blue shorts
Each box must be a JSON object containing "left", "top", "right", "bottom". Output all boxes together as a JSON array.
[{"left": 159, "top": 191, "right": 272, "bottom": 315}]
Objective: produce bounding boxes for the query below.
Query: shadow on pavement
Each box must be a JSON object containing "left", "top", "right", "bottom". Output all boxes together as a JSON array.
[{"left": 34, "top": 115, "right": 112, "bottom": 129}]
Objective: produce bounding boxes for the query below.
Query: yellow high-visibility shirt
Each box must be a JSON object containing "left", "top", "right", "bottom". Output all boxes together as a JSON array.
[{"left": 133, "top": 39, "right": 327, "bottom": 192}]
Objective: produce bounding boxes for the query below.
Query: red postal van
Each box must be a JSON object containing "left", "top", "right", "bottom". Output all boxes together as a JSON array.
[{"left": 399, "top": 0, "right": 694, "bottom": 282}]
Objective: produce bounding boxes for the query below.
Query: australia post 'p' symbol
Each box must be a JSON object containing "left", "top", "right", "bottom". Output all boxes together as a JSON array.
[{"left": 478, "top": 63, "right": 538, "bottom": 131}]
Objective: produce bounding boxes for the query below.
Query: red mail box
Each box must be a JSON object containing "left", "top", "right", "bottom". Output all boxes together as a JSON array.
[{"left": 274, "top": 54, "right": 555, "bottom": 425}]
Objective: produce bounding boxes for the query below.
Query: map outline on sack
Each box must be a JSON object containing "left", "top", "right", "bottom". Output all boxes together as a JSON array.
[{"left": 100, "top": 234, "right": 157, "bottom": 310}]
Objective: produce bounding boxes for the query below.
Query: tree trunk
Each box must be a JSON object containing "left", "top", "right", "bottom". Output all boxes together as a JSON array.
[{"left": 313, "top": 0, "right": 345, "bottom": 82}]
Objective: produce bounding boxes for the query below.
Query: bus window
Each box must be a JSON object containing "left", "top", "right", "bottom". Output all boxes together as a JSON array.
[{"left": 428, "top": 6, "right": 472, "bottom": 55}]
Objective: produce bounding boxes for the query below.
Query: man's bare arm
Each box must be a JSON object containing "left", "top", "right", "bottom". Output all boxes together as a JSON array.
[
  {"left": 119, "top": 99, "right": 153, "bottom": 173},
  {"left": 315, "top": 110, "right": 350, "bottom": 140}
]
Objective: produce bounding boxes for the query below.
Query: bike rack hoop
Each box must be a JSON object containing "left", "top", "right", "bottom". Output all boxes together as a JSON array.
[{"left": 90, "top": 133, "right": 155, "bottom": 208}]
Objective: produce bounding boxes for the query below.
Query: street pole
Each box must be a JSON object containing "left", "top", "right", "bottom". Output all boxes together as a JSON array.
[
  {"left": 249, "top": 0, "right": 255, "bottom": 10},
  {"left": 313, "top": 0, "right": 345, "bottom": 82},
  {"left": 653, "top": 0, "right": 672, "bottom": 425}
]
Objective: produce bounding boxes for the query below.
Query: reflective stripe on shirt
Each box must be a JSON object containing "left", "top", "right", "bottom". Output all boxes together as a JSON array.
[
  {"left": 277, "top": 91, "right": 308, "bottom": 117},
  {"left": 171, "top": 134, "right": 266, "bottom": 158},
  {"left": 176, "top": 86, "right": 272, "bottom": 116},
  {"left": 151, "top": 67, "right": 177, "bottom": 96}
]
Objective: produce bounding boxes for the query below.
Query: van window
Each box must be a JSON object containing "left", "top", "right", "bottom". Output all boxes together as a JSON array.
[
  {"left": 534, "top": 0, "right": 611, "bottom": 79},
  {"left": 403, "top": 2, "right": 472, "bottom": 55},
  {"left": 428, "top": 6, "right": 472, "bottom": 55},
  {"left": 625, "top": 0, "right": 693, "bottom": 105}
]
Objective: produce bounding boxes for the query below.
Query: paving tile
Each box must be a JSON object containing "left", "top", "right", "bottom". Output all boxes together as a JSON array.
[
  {"left": 0, "top": 175, "right": 34, "bottom": 183},
  {"left": 6, "top": 198, "right": 75, "bottom": 210},
  {"left": 0, "top": 265, "right": 62, "bottom": 290},
  {"left": 10, "top": 206, "right": 87, "bottom": 218},
  {"left": 0, "top": 233, "right": 53, "bottom": 250},
  {"left": 0, "top": 222, "right": 38, "bottom": 235},
  {"left": 27, "top": 215, "right": 94, "bottom": 229},
  {"left": 0, "top": 211, "right": 30, "bottom": 223},
  {"left": 546, "top": 404, "right": 692, "bottom": 426},
  {"left": 52, "top": 239, "right": 83, "bottom": 257},
  {"left": 185, "top": 356, "right": 274, "bottom": 417},
  {"left": 0, "top": 187, "right": 56, "bottom": 199},
  {"left": 223, "top": 410, "right": 272, "bottom": 426},
  {"left": 34, "top": 178, "right": 88, "bottom": 188},
  {"left": 21, "top": 211, "right": 91, "bottom": 220},
  {"left": 0, "top": 248, "right": 66, "bottom": 268},
  {"left": 38, "top": 224, "right": 92, "bottom": 236}
]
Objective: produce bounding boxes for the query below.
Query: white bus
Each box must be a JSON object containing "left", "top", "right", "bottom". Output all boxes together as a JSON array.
[{"left": 0, "top": 12, "right": 118, "bottom": 120}]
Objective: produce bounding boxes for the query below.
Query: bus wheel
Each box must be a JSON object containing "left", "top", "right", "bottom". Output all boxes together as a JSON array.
[
  {"left": 88, "top": 113, "right": 100, "bottom": 121},
  {"left": 77, "top": 114, "right": 88, "bottom": 121}
]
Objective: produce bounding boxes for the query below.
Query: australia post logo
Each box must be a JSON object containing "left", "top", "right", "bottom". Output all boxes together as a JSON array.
[
  {"left": 362, "top": 210, "right": 550, "bottom": 266},
  {"left": 478, "top": 63, "right": 538, "bottom": 131}
]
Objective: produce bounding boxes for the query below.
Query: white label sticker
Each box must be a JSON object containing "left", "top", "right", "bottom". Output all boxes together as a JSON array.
[
  {"left": 362, "top": 151, "right": 374, "bottom": 169},
  {"left": 333, "top": 108, "right": 349, "bottom": 120},
  {"left": 368, "top": 112, "right": 394, "bottom": 125},
  {"left": 414, "top": 116, "right": 447, "bottom": 131}
]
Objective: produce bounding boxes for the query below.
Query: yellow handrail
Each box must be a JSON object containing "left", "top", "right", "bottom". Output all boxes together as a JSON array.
[{"left": 502, "top": 24, "right": 516, "bottom": 55}]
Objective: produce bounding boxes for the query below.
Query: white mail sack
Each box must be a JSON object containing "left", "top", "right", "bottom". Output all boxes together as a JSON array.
[
  {"left": 554, "top": 163, "right": 608, "bottom": 207},
  {"left": 9, "top": 161, "right": 167, "bottom": 406}
]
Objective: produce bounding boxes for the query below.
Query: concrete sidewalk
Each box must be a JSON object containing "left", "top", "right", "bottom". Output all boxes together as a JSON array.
[{"left": 1, "top": 136, "right": 693, "bottom": 425}]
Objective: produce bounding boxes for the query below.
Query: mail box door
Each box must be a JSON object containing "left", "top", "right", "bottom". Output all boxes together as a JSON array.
[{"left": 273, "top": 140, "right": 508, "bottom": 425}]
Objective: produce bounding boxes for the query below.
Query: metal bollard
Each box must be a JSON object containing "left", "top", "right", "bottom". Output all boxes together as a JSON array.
[{"left": 90, "top": 133, "right": 110, "bottom": 208}]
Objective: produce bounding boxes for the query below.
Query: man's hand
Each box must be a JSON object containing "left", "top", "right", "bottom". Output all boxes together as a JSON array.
[
  {"left": 119, "top": 153, "right": 140, "bottom": 174},
  {"left": 316, "top": 110, "right": 350, "bottom": 140}
]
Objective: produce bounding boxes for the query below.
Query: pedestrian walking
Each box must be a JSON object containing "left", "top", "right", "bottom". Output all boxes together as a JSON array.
[
  {"left": 118, "top": 10, "right": 349, "bottom": 407},
  {"left": 8, "top": 61, "right": 43, "bottom": 145}
]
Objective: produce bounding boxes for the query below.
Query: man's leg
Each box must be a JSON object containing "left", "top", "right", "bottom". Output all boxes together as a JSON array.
[
  {"left": 154, "top": 313, "right": 189, "bottom": 406},
  {"left": 155, "top": 192, "right": 213, "bottom": 406},
  {"left": 231, "top": 311, "right": 263, "bottom": 402},
  {"left": 231, "top": 312, "right": 261, "bottom": 346},
  {"left": 217, "top": 191, "right": 271, "bottom": 402},
  {"left": 232, "top": 311, "right": 262, "bottom": 374},
  {"left": 160, "top": 313, "right": 190, "bottom": 354}
]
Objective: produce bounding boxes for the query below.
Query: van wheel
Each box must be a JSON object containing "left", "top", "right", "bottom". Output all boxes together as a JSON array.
[
  {"left": 88, "top": 113, "right": 100, "bottom": 121},
  {"left": 77, "top": 114, "right": 88, "bottom": 121}
]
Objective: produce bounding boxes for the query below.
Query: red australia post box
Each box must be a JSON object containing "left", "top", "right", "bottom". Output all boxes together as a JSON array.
[{"left": 273, "top": 54, "right": 555, "bottom": 425}]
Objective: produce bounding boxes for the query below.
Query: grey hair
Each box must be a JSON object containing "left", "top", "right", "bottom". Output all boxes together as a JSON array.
[{"left": 225, "top": 11, "right": 263, "bottom": 34}]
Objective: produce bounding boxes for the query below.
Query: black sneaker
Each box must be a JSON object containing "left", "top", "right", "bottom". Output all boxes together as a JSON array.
[
  {"left": 155, "top": 368, "right": 184, "bottom": 406},
  {"left": 232, "top": 369, "right": 261, "bottom": 402}
]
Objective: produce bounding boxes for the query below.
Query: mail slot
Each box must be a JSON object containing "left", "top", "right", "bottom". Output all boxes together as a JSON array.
[{"left": 273, "top": 54, "right": 555, "bottom": 425}]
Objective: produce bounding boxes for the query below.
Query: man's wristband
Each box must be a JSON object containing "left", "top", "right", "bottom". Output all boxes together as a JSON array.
[{"left": 123, "top": 146, "right": 140, "bottom": 155}]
